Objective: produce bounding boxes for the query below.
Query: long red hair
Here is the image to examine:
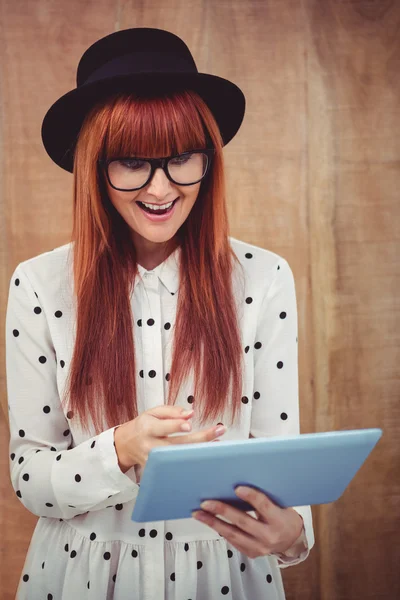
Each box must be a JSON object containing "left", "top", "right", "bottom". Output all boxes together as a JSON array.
[{"left": 61, "top": 88, "right": 246, "bottom": 436}]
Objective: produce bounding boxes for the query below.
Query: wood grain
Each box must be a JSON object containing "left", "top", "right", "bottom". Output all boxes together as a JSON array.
[{"left": 1, "top": 1, "right": 399, "bottom": 598}]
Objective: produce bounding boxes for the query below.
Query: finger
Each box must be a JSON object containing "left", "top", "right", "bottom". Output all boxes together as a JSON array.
[
  {"left": 198, "top": 499, "right": 263, "bottom": 541},
  {"left": 167, "top": 424, "right": 226, "bottom": 445},
  {"left": 193, "top": 512, "right": 264, "bottom": 558},
  {"left": 148, "top": 405, "right": 193, "bottom": 419},
  {"left": 151, "top": 416, "right": 195, "bottom": 437}
]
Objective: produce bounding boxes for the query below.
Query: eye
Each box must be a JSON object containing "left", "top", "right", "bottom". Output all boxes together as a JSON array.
[{"left": 117, "top": 159, "right": 147, "bottom": 170}]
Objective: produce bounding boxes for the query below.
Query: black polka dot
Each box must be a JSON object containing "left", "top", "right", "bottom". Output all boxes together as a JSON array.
[
  {"left": 245, "top": 253, "right": 253, "bottom": 259},
  {"left": 241, "top": 396, "right": 249, "bottom": 404},
  {"left": 55, "top": 310, "right": 63, "bottom": 318},
  {"left": 45, "top": 502, "right": 53, "bottom": 507},
  {"left": 166, "top": 373, "right": 170, "bottom": 381},
  {"left": 266, "top": 574, "right": 273, "bottom": 583},
  {"left": 75, "top": 474, "right": 81, "bottom": 482},
  {"left": 19, "top": 430, "right": 25, "bottom": 437},
  {"left": 166, "top": 532, "right": 173, "bottom": 540},
  {"left": 63, "top": 429, "right": 70, "bottom": 437},
  {"left": 64, "top": 544, "right": 69, "bottom": 552},
  {"left": 34, "top": 307, "right": 42, "bottom": 314},
  {"left": 147, "top": 318, "right": 155, "bottom": 326},
  {"left": 91, "top": 441, "right": 96, "bottom": 448},
  {"left": 245, "top": 297, "right": 253, "bottom": 304},
  {"left": 281, "top": 413, "right": 288, "bottom": 420},
  {"left": 43, "top": 406, "right": 51, "bottom": 414},
  {"left": 60, "top": 360, "right": 65, "bottom": 368},
  {"left": 15, "top": 278, "right": 20, "bottom": 286},
  {"left": 16, "top": 490, "right": 22, "bottom": 498},
  {"left": 103, "top": 552, "right": 111, "bottom": 560},
  {"left": 22, "top": 474, "right": 29, "bottom": 481},
  {"left": 227, "top": 549, "right": 233, "bottom": 558},
  {"left": 39, "top": 356, "right": 47, "bottom": 364},
  {"left": 137, "top": 319, "right": 142, "bottom": 327},
  {"left": 50, "top": 447, "right": 57, "bottom": 451},
  {"left": 149, "top": 370, "right": 156, "bottom": 378},
  {"left": 170, "top": 573, "right": 175, "bottom": 581},
  {"left": 116, "top": 504, "right": 123, "bottom": 511},
  {"left": 197, "top": 561, "right": 203, "bottom": 569},
  {"left": 87, "top": 581, "right": 90, "bottom": 589},
  {"left": 244, "top": 346, "right": 249, "bottom": 353},
  {"left": 184, "top": 543, "right": 189, "bottom": 551},
  {"left": 90, "top": 532, "right": 96, "bottom": 541},
  {"left": 42, "top": 562, "right": 45, "bottom": 569},
  {"left": 277, "top": 265, "right": 280, "bottom": 270},
  {"left": 164, "top": 322, "right": 171, "bottom": 330},
  {"left": 10, "top": 453, "right": 15, "bottom": 460},
  {"left": 240, "top": 562, "right": 246, "bottom": 572},
  {"left": 70, "top": 550, "right": 77, "bottom": 558},
  {"left": 13, "top": 329, "right": 19, "bottom": 337},
  {"left": 131, "top": 549, "right": 138, "bottom": 558},
  {"left": 150, "top": 529, "right": 158, "bottom": 538},
  {"left": 67, "top": 411, "right": 74, "bottom": 419},
  {"left": 18, "top": 456, "right": 24, "bottom": 464},
  {"left": 277, "top": 361, "right": 283, "bottom": 369},
  {"left": 139, "top": 528, "right": 146, "bottom": 537},
  {"left": 112, "top": 574, "right": 116, "bottom": 582},
  {"left": 22, "top": 574, "right": 29, "bottom": 582},
  {"left": 140, "top": 370, "right": 144, "bottom": 378},
  {"left": 254, "top": 342, "right": 262, "bottom": 349},
  {"left": 48, "top": 593, "right": 53, "bottom": 599},
  {"left": 187, "top": 395, "right": 194, "bottom": 404},
  {"left": 221, "top": 586, "right": 230, "bottom": 595},
  {"left": 280, "top": 311, "right": 287, "bottom": 319}
]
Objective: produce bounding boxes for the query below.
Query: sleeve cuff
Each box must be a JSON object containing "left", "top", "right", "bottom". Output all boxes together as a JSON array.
[
  {"left": 98, "top": 426, "right": 140, "bottom": 491},
  {"left": 274, "top": 525, "right": 310, "bottom": 567}
]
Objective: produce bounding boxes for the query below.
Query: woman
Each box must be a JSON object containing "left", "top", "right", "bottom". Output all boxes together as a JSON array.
[{"left": 6, "top": 27, "right": 314, "bottom": 600}]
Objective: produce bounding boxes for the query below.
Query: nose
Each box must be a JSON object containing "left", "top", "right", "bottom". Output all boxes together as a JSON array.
[{"left": 145, "top": 166, "right": 176, "bottom": 196}]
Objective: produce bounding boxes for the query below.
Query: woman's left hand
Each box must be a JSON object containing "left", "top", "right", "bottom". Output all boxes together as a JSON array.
[{"left": 192, "top": 486, "right": 304, "bottom": 559}]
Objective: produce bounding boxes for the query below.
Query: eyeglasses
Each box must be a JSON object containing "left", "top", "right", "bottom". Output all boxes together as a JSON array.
[{"left": 98, "top": 148, "right": 216, "bottom": 192}]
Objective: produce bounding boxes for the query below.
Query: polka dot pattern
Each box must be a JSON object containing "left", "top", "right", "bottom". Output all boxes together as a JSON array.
[{"left": 6, "top": 240, "right": 311, "bottom": 599}]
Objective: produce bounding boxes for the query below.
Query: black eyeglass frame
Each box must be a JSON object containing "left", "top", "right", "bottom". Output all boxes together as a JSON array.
[{"left": 98, "top": 148, "right": 216, "bottom": 192}]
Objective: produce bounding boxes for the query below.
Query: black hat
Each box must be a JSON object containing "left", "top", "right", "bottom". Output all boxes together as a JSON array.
[{"left": 41, "top": 27, "right": 246, "bottom": 174}]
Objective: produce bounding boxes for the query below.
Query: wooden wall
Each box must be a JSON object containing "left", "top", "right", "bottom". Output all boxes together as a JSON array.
[{"left": 1, "top": 1, "right": 399, "bottom": 598}]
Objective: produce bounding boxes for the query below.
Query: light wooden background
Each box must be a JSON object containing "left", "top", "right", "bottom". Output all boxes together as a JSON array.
[{"left": 1, "top": 1, "right": 399, "bottom": 599}]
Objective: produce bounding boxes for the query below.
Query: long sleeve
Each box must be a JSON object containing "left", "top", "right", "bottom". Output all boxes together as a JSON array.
[
  {"left": 250, "top": 257, "right": 315, "bottom": 568},
  {"left": 5, "top": 263, "right": 140, "bottom": 521}
]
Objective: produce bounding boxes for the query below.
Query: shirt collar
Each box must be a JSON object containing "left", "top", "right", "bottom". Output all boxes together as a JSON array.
[{"left": 136, "top": 245, "right": 181, "bottom": 295}]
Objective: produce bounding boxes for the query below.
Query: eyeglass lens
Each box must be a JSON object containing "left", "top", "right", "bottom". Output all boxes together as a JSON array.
[{"left": 108, "top": 152, "right": 209, "bottom": 190}]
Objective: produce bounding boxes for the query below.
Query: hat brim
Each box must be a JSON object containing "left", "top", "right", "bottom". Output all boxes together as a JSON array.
[{"left": 41, "top": 72, "right": 245, "bottom": 173}]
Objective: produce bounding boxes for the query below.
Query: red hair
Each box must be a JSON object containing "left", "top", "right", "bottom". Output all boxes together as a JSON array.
[{"left": 61, "top": 89, "right": 246, "bottom": 436}]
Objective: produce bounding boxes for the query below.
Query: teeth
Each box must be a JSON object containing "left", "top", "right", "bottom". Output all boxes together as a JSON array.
[{"left": 141, "top": 200, "right": 174, "bottom": 211}]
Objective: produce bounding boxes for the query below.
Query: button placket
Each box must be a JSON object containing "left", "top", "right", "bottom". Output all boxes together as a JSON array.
[{"left": 141, "top": 273, "right": 164, "bottom": 412}]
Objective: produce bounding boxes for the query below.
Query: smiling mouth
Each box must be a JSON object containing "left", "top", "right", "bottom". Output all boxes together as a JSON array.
[{"left": 136, "top": 197, "right": 179, "bottom": 214}]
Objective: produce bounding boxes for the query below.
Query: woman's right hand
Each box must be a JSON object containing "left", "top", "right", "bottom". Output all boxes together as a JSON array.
[{"left": 114, "top": 404, "right": 226, "bottom": 474}]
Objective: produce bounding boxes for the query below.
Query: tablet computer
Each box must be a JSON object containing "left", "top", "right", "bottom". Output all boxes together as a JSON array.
[{"left": 131, "top": 428, "right": 382, "bottom": 522}]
